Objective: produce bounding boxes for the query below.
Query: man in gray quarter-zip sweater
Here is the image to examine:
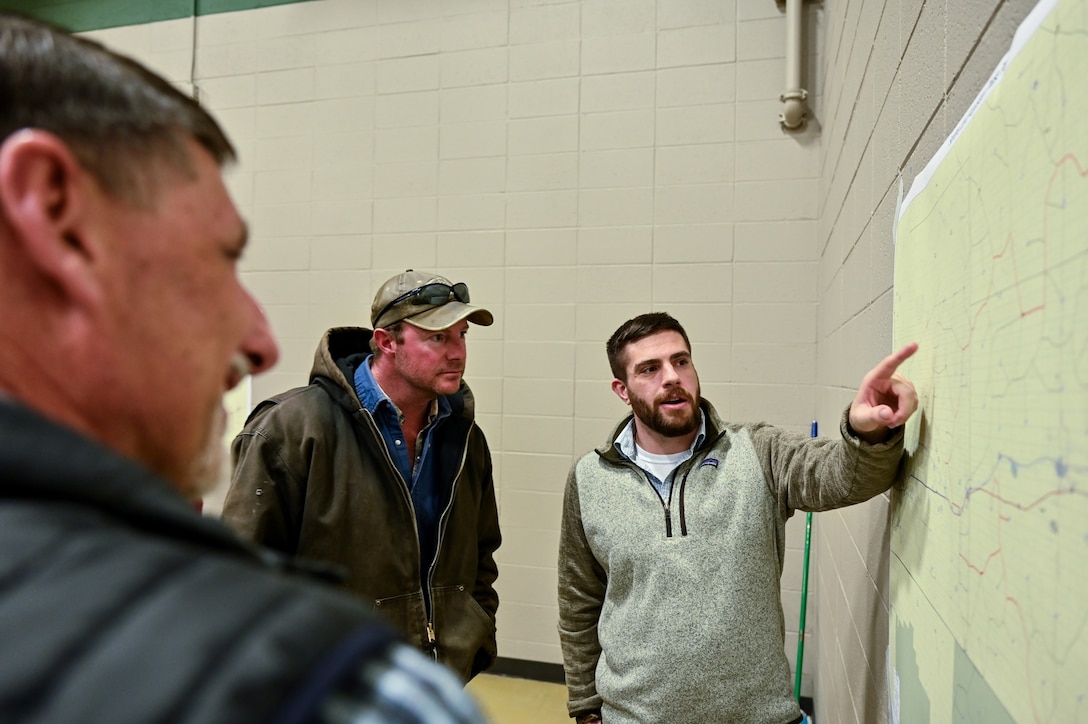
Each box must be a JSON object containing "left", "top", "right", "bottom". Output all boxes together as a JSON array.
[
  {"left": 558, "top": 312, "right": 919, "bottom": 724},
  {"left": 222, "top": 270, "right": 501, "bottom": 683}
]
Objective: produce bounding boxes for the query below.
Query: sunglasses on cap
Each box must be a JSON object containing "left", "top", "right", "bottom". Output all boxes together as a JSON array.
[{"left": 375, "top": 282, "right": 470, "bottom": 327}]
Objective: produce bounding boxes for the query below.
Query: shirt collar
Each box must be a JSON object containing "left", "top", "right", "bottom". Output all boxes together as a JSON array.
[
  {"left": 355, "top": 355, "right": 449, "bottom": 423},
  {"left": 614, "top": 408, "right": 707, "bottom": 462}
]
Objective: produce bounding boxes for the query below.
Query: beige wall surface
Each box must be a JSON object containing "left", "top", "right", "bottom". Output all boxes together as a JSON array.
[{"left": 81, "top": 0, "right": 1043, "bottom": 719}]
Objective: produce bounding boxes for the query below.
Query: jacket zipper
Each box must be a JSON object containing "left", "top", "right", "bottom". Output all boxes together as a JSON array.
[
  {"left": 424, "top": 421, "right": 473, "bottom": 655},
  {"left": 426, "top": 622, "right": 437, "bottom": 661},
  {"left": 360, "top": 411, "right": 433, "bottom": 649},
  {"left": 361, "top": 409, "right": 473, "bottom": 660}
]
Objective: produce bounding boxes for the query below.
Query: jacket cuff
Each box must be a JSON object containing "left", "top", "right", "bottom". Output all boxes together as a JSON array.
[{"left": 840, "top": 403, "right": 905, "bottom": 448}]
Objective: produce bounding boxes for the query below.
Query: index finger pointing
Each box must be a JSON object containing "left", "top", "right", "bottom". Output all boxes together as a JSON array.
[{"left": 869, "top": 342, "right": 919, "bottom": 379}]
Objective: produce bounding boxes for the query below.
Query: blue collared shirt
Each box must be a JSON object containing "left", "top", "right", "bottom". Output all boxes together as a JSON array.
[
  {"left": 354, "top": 357, "right": 452, "bottom": 576},
  {"left": 614, "top": 414, "right": 707, "bottom": 501}
]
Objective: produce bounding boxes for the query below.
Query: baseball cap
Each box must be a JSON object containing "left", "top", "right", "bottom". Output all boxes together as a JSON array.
[{"left": 371, "top": 269, "right": 494, "bottom": 331}]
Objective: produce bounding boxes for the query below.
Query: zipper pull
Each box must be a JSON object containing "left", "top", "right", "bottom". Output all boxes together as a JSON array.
[
  {"left": 426, "top": 621, "right": 438, "bottom": 660},
  {"left": 664, "top": 505, "right": 673, "bottom": 537}
]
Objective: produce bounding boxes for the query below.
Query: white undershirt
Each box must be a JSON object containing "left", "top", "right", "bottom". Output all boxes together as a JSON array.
[{"left": 633, "top": 444, "right": 692, "bottom": 488}]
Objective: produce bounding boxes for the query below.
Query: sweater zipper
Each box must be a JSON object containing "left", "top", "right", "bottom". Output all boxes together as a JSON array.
[
  {"left": 676, "top": 467, "right": 691, "bottom": 536},
  {"left": 641, "top": 464, "right": 693, "bottom": 538},
  {"left": 640, "top": 469, "right": 675, "bottom": 538},
  {"left": 611, "top": 428, "right": 724, "bottom": 539}
]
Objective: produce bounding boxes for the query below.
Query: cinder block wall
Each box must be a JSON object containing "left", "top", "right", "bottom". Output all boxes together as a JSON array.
[
  {"left": 80, "top": 0, "right": 822, "bottom": 692},
  {"left": 813, "top": 1, "right": 1041, "bottom": 722},
  {"left": 71, "top": 0, "right": 1042, "bottom": 714}
]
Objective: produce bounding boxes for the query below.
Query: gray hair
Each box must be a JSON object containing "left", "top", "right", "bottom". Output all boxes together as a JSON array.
[{"left": 0, "top": 12, "right": 235, "bottom": 205}]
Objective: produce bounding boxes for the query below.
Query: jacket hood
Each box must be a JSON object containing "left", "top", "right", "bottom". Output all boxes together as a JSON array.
[{"left": 310, "top": 326, "right": 372, "bottom": 388}]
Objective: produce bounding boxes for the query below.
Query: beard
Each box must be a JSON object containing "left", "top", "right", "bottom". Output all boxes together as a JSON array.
[
  {"left": 629, "top": 385, "right": 702, "bottom": 438},
  {"left": 179, "top": 406, "right": 230, "bottom": 502},
  {"left": 165, "top": 355, "right": 251, "bottom": 504}
]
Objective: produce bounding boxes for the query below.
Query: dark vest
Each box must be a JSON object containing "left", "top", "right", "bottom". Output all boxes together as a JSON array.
[{"left": 0, "top": 401, "right": 396, "bottom": 724}]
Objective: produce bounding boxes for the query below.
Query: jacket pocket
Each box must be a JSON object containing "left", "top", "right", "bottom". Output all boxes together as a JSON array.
[
  {"left": 431, "top": 584, "right": 497, "bottom": 681},
  {"left": 371, "top": 590, "right": 427, "bottom": 649}
]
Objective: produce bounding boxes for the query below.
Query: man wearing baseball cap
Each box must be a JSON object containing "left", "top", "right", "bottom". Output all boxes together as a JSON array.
[{"left": 222, "top": 270, "right": 501, "bottom": 683}]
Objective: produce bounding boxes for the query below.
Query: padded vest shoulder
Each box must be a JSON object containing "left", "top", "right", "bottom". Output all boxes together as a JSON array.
[
  {"left": 0, "top": 498, "right": 393, "bottom": 724},
  {"left": 0, "top": 401, "right": 395, "bottom": 724}
]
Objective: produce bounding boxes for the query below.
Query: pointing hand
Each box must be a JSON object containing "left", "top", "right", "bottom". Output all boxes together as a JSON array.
[{"left": 848, "top": 342, "right": 919, "bottom": 444}]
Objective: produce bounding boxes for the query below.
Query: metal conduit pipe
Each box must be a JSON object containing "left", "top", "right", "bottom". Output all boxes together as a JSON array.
[{"left": 779, "top": 0, "right": 808, "bottom": 130}]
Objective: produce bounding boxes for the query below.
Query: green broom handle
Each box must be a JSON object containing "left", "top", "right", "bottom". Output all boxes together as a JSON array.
[{"left": 794, "top": 420, "right": 817, "bottom": 702}]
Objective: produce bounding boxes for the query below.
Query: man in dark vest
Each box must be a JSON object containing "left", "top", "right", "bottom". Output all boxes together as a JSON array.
[{"left": 0, "top": 12, "right": 483, "bottom": 723}]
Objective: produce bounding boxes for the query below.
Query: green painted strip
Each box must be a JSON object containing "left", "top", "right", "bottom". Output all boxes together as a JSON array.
[
  {"left": 0, "top": 0, "right": 311, "bottom": 33},
  {"left": 199, "top": 0, "right": 306, "bottom": 17},
  {"left": 0, "top": 1, "right": 193, "bottom": 31}
]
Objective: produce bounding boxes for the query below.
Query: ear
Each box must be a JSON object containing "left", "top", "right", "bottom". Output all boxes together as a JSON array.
[
  {"left": 372, "top": 326, "right": 398, "bottom": 357},
  {"left": 611, "top": 378, "right": 630, "bottom": 405},
  {"left": 0, "top": 130, "right": 102, "bottom": 307}
]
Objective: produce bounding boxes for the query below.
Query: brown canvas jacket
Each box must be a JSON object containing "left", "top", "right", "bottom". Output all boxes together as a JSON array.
[{"left": 222, "top": 327, "right": 501, "bottom": 681}]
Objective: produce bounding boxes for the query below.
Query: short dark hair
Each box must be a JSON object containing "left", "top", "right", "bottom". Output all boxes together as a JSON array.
[
  {"left": 0, "top": 12, "right": 235, "bottom": 205},
  {"left": 369, "top": 322, "right": 405, "bottom": 357},
  {"left": 606, "top": 312, "right": 692, "bottom": 381}
]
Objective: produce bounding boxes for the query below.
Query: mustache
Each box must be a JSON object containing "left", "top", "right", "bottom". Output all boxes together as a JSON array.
[
  {"left": 227, "top": 353, "right": 253, "bottom": 390},
  {"left": 655, "top": 387, "right": 694, "bottom": 405}
]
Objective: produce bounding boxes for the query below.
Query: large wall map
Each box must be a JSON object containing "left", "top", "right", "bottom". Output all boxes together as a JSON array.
[{"left": 891, "top": 0, "right": 1087, "bottom": 721}]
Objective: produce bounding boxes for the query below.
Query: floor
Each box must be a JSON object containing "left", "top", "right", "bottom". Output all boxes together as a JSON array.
[
  {"left": 466, "top": 676, "right": 816, "bottom": 723},
  {"left": 465, "top": 673, "right": 571, "bottom": 723}
]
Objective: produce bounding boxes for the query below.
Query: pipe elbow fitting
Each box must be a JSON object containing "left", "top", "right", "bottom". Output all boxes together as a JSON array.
[{"left": 779, "top": 89, "right": 808, "bottom": 130}]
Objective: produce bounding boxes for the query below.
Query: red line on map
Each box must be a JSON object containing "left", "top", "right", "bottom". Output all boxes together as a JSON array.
[
  {"left": 960, "top": 151, "right": 1087, "bottom": 351},
  {"left": 1005, "top": 595, "right": 1043, "bottom": 723},
  {"left": 959, "top": 547, "right": 1002, "bottom": 575}
]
